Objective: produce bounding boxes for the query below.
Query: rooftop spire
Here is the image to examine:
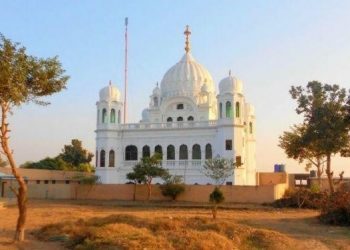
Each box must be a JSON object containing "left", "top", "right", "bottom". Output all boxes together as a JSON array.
[
  {"left": 229, "top": 70, "right": 231, "bottom": 77},
  {"left": 184, "top": 25, "right": 191, "bottom": 54},
  {"left": 109, "top": 80, "right": 112, "bottom": 85}
]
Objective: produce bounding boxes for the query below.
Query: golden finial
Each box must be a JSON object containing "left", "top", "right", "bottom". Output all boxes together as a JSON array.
[{"left": 184, "top": 25, "right": 191, "bottom": 53}]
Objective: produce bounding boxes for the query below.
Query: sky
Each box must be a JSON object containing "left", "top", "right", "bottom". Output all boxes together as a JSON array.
[{"left": 1, "top": 0, "right": 350, "bottom": 176}]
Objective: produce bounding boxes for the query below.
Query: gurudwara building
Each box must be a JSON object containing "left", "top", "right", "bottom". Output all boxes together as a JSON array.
[{"left": 95, "top": 26, "right": 257, "bottom": 185}]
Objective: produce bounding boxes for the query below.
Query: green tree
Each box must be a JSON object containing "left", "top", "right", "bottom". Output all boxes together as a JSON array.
[
  {"left": 160, "top": 175, "right": 185, "bottom": 201},
  {"left": 203, "top": 157, "right": 238, "bottom": 219},
  {"left": 21, "top": 157, "right": 67, "bottom": 170},
  {"left": 0, "top": 34, "right": 68, "bottom": 241},
  {"left": 59, "top": 139, "right": 93, "bottom": 166},
  {"left": 203, "top": 157, "right": 237, "bottom": 185},
  {"left": 279, "top": 124, "right": 326, "bottom": 186},
  {"left": 126, "top": 171, "right": 146, "bottom": 201},
  {"left": 126, "top": 153, "right": 168, "bottom": 200},
  {"left": 287, "top": 81, "right": 350, "bottom": 193},
  {"left": 209, "top": 187, "right": 225, "bottom": 219},
  {"left": 21, "top": 140, "right": 94, "bottom": 172}
]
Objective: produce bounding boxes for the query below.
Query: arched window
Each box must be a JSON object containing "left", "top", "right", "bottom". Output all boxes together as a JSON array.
[
  {"left": 95, "top": 150, "right": 98, "bottom": 167},
  {"left": 109, "top": 150, "right": 115, "bottom": 167},
  {"left": 192, "top": 144, "right": 201, "bottom": 160},
  {"left": 179, "top": 145, "right": 188, "bottom": 160},
  {"left": 226, "top": 101, "right": 232, "bottom": 118},
  {"left": 125, "top": 145, "right": 138, "bottom": 161},
  {"left": 142, "top": 145, "right": 150, "bottom": 158},
  {"left": 110, "top": 109, "right": 116, "bottom": 123},
  {"left": 219, "top": 102, "right": 223, "bottom": 118},
  {"left": 154, "top": 97, "right": 159, "bottom": 107},
  {"left": 205, "top": 144, "right": 212, "bottom": 159},
  {"left": 118, "top": 110, "right": 121, "bottom": 124},
  {"left": 100, "top": 150, "right": 105, "bottom": 167},
  {"left": 167, "top": 117, "right": 173, "bottom": 122},
  {"left": 102, "top": 108, "right": 107, "bottom": 123},
  {"left": 167, "top": 145, "right": 175, "bottom": 160},
  {"left": 177, "top": 117, "right": 183, "bottom": 122},
  {"left": 97, "top": 110, "right": 100, "bottom": 123},
  {"left": 187, "top": 116, "right": 194, "bottom": 121},
  {"left": 249, "top": 122, "right": 253, "bottom": 134},
  {"left": 155, "top": 145, "right": 163, "bottom": 157},
  {"left": 236, "top": 102, "right": 240, "bottom": 118}
]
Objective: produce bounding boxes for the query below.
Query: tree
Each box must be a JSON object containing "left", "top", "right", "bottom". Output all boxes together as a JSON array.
[
  {"left": 287, "top": 81, "right": 350, "bottom": 193},
  {"left": 203, "top": 157, "right": 237, "bottom": 186},
  {"left": 126, "top": 171, "right": 146, "bottom": 201},
  {"left": 0, "top": 34, "right": 68, "bottom": 241},
  {"left": 203, "top": 157, "right": 238, "bottom": 219},
  {"left": 160, "top": 175, "right": 185, "bottom": 201},
  {"left": 209, "top": 187, "right": 225, "bottom": 219},
  {"left": 21, "top": 157, "right": 67, "bottom": 170},
  {"left": 279, "top": 124, "right": 326, "bottom": 186},
  {"left": 59, "top": 139, "right": 93, "bottom": 167},
  {"left": 126, "top": 153, "right": 168, "bottom": 200}
]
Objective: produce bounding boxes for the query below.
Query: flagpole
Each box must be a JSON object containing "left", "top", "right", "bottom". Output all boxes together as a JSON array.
[{"left": 123, "top": 17, "right": 128, "bottom": 124}]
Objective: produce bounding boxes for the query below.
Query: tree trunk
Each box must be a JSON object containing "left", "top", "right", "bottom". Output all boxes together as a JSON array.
[
  {"left": 1, "top": 103, "right": 28, "bottom": 241},
  {"left": 325, "top": 154, "right": 334, "bottom": 193},
  {"left": 133, "top": 183, "right": 136, "bottom": 201},
  {"left": 316, "top": 158, "right": 322, "bottom": 189},
  {"left": 212, "top": 205, "right": 217, "bottom": 219},
  {"left": 146, "top": 182, "right": 151, "bottom": 201}
]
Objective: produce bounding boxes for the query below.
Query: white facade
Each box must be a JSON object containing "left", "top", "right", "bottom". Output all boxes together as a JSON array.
[{"left": 95, "top": 27, "right": 256, "bottom": 185}]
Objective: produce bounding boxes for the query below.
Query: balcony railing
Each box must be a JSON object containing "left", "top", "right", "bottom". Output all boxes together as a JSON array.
[
  {"left": 97, "top": 120, "right": 217, "bottom": 131},
  {"left": 122, "top": 160, "right": 204, "bottom": 169}
]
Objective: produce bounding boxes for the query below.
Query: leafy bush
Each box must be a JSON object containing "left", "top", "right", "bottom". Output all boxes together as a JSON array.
[
  {"left": 319, "top": 190, "right": 350, "bottom": 226},
  {"left": 209, "top": 187, "right": 225, "bottom": 204},
  {"left": 272, "top": 187, "right": 323, "bottom": 209},
  {"left": 209, "top": 187, "right": 225, "bottom": 219},
  {"left": 160, "top": 175, "right": 185, "bottom": 201}
]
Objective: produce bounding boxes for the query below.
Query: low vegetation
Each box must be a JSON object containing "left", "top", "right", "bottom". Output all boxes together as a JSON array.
[
  {"left": 160, "top": 175, "right": 185, "bottom": 201},
  {"left": 272, "top": 185, "right": 350, "bottom": 226},
  {"left": 36, "top": 214, "right": 298, "bottom": 250},
  {"left": 319, "top": 188, "right": 350, "bottom": 226}
]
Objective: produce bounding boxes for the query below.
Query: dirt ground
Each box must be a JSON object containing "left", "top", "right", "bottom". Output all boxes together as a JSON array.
[{"left": 0, "top": 200, "right": 349, "bottom": 250}]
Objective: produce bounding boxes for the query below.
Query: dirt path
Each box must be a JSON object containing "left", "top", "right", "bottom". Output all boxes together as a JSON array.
[{"left": 0, "top": 200, "right": 349, "bottom": 249}]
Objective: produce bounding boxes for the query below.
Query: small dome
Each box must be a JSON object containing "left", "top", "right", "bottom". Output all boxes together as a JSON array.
[
  {"left": 152, "top": 85, "right": 161, "bottom": 96},
  {"left": 142, "top": 108, "right": 150, "bottom": 121},
  {"left": 99, "top": 83, "right": 121, "bottom": 102},
  {"left": 218, "top": 74, "right": 243, "bottom": 94},
  {"left": 201, "top": 82, "right": 209, "bottom": 92},
  {"left": 160, "top": 53, "right": 215, "bottom": 98}
]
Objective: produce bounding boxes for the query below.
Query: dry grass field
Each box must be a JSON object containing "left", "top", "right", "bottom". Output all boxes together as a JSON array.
[{"left": 0, "top": 200, "right": 349, "bottom": 250}]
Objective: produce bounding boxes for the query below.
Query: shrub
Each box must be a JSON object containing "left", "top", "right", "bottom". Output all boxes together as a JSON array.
[
  {"left": 319, "top": 190, "right": 350, "bottom": 226},
  {"left": 272, "top": 187, "right": 323, "bottom": 209},
  {"left": 209, "top": 187, "right": 225, "bottom": 219},
  {"left": 160, "top": 175, "right": 185, "bottom": 201}
]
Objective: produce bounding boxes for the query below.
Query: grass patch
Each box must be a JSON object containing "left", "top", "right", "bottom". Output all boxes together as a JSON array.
[{"left": 36, "top": 214, "right": 300, "bottom": 250}]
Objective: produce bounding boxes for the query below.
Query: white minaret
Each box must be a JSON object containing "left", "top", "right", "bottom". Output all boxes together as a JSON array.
[
  {"left": 215, "top": 71, "right": 247, "bottom": 185},
  {"left": 96, "top": 81, "right": 123, "bottom": 183}
]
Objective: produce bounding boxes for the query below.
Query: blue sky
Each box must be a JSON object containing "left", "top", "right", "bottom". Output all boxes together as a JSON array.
[{"left": 1, "top": 1, "right": 350, "bottom": 175}]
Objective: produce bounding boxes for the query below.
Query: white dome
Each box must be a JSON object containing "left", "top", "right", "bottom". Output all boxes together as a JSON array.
[
  {"left": 99, "top": 84, "right": 121, "bottom": 102},
  {"left": 160, "top": 53, "right": 215, "bottom": 98},
  {"left": 218, "top": 75, "right": 243, "bottom": 94}
]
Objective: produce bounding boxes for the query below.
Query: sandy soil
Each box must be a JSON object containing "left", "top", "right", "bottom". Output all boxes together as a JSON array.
[{"left": 0, "top": 200, "right": 349, "bottom": 250}]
